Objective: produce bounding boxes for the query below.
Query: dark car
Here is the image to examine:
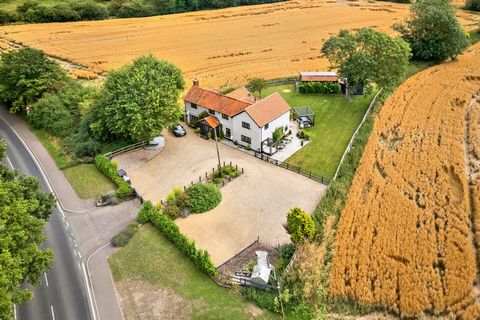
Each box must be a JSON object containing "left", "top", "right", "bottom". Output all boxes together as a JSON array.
[{"left": 171, "top": 124, "right": 186, "bottom": 137}]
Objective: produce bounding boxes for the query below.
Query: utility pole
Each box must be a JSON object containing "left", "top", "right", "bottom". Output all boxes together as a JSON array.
[{"left": 213, "top": 126, "right": 221, "bottom": 172}]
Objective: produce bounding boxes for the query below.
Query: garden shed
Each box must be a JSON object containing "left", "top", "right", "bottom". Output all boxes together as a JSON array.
[{"left": 293, "top": 106, "right": 315, "bottom": 128}]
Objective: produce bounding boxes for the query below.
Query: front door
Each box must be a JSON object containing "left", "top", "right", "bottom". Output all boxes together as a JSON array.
[{"left": 225, "top": 128, "right": 231, "bottom": 139}]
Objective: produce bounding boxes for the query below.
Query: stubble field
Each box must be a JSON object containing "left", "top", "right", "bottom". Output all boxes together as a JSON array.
[
  {"left": 0, "top": 0, "right": 477, "bottom": 88},
  {"left": 329, "top": 43, "right": 480, "bottom": 318}
]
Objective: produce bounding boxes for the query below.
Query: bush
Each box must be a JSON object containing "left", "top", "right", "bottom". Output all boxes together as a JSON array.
[
  {"left": 48, "top": 4, "right": 81, "bottom": 22},
  {"left": 298, "top": 82, "right": 341, "bottom": 94},
  {"left": 95, "top": 155, "right": 133, "bottom": 199},
  {"left": 28, "top": 94, "right": 76, "bottom": 138},
  {"left": 273, "top": 126, "right": 284, "bottom": 142},
  {"left": 185, "top": 183, "right": 222, "bottom": 213},
  {"left": 465, "top": 0, "right": 480, "bottom": 11},
  {"left": 164, "top": 205, "right": 180, "bottom": 220},
  {"left": 175, "top": 192, "right": 191, "bottom": 210},
  {"left": 111, "top": 223, "right": 138, "bottom": 247},
  {"left": 114, "top": 0, "right": 154, "bottom": 18},
  {"left": 286, "top": 207, "right": 315, "bottom": 244},
  {"left": 166, "top": 187, "right": 182, "bottom": 203},
  {"left": 0, "top": 9, "right": 17, "bottom": 24},
  {"left": 72, "top": 2, "right": 109, "bottom": 20},
  {"left": 138, "top": 202, "right": 218, "bottom": 276}
]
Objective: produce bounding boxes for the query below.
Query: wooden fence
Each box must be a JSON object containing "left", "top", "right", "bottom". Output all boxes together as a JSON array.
[
  {"left": 104, "top": 140, "right": 148, "bottom": 159},
  {"left": 253, "top": 151, "right": 329, "bottom": 185}
]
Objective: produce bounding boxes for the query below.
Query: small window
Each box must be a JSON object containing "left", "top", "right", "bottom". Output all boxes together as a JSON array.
[
  {"left": 209, "top": 109, "right": 215, "bottom": 115},
  {"left": 191, "top": 103, "right": 197, "bottom": 109},
  {"left": 264, "top": 123, "right": 269, "bottom": 130},
  {"left": 242, "top": 121, "right": 250, "bottom": 129},
  {"left": 241, "top": 135, "right": 251, "bottom": 144},
  {"left": 222, "top": 114, "right": 229, "bottom": 120}
]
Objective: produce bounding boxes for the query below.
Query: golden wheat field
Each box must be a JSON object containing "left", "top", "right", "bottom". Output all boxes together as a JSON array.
[
  {"left": 329, "top": 43, "right": 480, "bottom": 318},
  {"left": 0, "top": 0, "right": 477, "bottom": 87}
]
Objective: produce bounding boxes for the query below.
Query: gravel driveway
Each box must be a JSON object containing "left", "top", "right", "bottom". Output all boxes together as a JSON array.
[{"left": 116, "top": 128, "right": 326, "bottom": 265}]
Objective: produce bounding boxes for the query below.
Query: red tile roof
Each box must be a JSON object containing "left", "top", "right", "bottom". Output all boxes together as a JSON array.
[
  {"left": 184, "top": 85, "right": 252, "bottom": 117},
  {"left": 301, "top": 75, "right": 338, "bottom": 82},
  {"left": 200, "top": 115, "right": 220, "bottom": 128},
  {"left": 245, "top": 93, "right": 291, "bottom": 127},
  {"left": 225, "top": 86, "right": 257, "bottom": 104}
]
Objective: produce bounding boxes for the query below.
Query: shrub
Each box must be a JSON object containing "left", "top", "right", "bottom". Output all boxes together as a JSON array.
[
  {"left": 273, "top": 126, "right": 284, "bottom": 142},
  {"left": 28, "top": 94, "right": 76, "bottom": 138},
  {"left": 298, "top": 82, "right": 341, "bottom": 94},
  {"left": 111, "top": 223, "right": 138, "bottom": 247},
  {"left": 465, "top": 0, "right": 480, "bottom": 11},
  {"left": 72, "top": 2, "right": 109, "bottom": 20},
  {"left": 0, "top": 9, "right": 17, "bottom": 24},
  {"left": 166, "top": 187, "right": 182, "bottom": 203},
  {"left": 137, "top": 201, "right": 154, "bottom": 223},
  {"left": 95, "top": 155, "right": 133, "bottom": 199},
  {"left": 138, "top": 201, "right": 218, "bottom": 276},
  {"left": 49, "top": 4, "right": 81, "bottom": 22},
  {"left": 286, "top": 207, "right": 315, "bottom": 244},
  {"left": 175, "top": 192, "right": 191, "bottom": 210},
  {"left": 185, "top": 183, "right": 222, "bottom": 213},
  {"left": 115, "top": 0, "right": 154, "bottom": 18},
  {"left": 198, "top": 111, "right": 209, "bottom": 119},
  {"left": 164, "top": 205, "right": 180, "bottom": 220}
]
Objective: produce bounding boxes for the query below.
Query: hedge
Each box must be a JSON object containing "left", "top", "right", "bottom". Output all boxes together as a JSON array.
[
  {"left": 299, "top": 82, "right": 341, "bottom": 94},
  {"left": 94, "top": 155, "right": 133, "bottom": 199},
  {"left": 137, "top": 202, "right": 218, "bottom": 277},
  {"left": 185, "top": 183, "right": 222, "bottom": 213}
]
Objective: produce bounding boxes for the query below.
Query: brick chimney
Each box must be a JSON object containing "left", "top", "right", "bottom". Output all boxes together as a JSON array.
[{"left": 193, "top": 79, "right": 200, "bottom": 87}]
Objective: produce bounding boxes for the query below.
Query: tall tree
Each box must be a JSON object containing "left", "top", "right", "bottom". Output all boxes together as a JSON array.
[
  {"left": 0, "top": 139, "right": 55, "bottom": 319},
  {"left": 321, "top": 28, "right": 411, "bottom": 91},
  {"left": 247, "top": 78, "right": 268, "bottom": 98},
  {"left": 393, "top": 0, "right": 469, "bottom": 61},
  {"left": 0, "top": 48, "right": 66, "bottom": 113},
  {"left": 91, "top": 55, "right": 185, "bottom": 142},
  {"left": 465, "top": 0, "right": 480, "bottom": 11}
]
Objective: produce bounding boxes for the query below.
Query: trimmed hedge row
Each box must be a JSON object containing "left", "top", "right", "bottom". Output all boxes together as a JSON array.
[
  {"left": 299, "top": 82, "right": 341, "bottom": 94},
  {"left": 137, "top": 201, "right": 218, "bottom": 276},
  {"left": 185, "top": 183, "right": 222, "bottom": 213},
  {"left": 94, "top": 155, "right": 133, "bottom": 199}
]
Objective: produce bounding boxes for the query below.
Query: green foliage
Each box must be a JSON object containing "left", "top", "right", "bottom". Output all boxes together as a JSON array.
[
  {"left": 112, "top": 0, "right": 155, "bottom": 18},
  {"left": 0, "top": 139, "right": 55, "bottom": 319},
  {"left": 0, "top": 9, "right": 17, "bottom": 24},
  {"left": 247, "top": 77, "right": 268, "bottom": 98},
  {"left": 298, "top": 82, "right": 341, "bottom": 94},
  {"left": 198, "top": 110, "right": 209, "bottom": 119},
  {"left": 272, "top": 126, "right": 284, "bottom": 142},
  {"left": 164, "top": 204, "right": 180, "bottom": 220},
  {"left": 28, "top": 94, "right": 76, "bottom": 138},
  {"left": 71, "top": 2, "right": 109, "bottom": 20},
  {"left": 286, "top": 207, "right": 315, "bottom": 244},
  {"left": 166, "top": 186, "right": 183, "bottom": 203},
  {"left": 465, "top": 0, "right": 480, "bottom": 11},
  {"left": 112, "top": 223, "right": 139, "bottom": 247},
  {"left": 185, "top": 183, "right": 222, "bottom": 213},
  {"left": 137, "top": 202, "right": 218, "bottom": 276},
  {"left": 175, "top": 192, "right": 191, "bottom": 210},
  {"left": 48, "top": 4, "right": 81, "bottom": 22},
  {"left": 0, "top": 48, "right": 67, "bottom": 113},
  {"left": 91, "top": 55, "right": 185, "bottom": 142},
  {"left": 322, "top": 28, "right": 411, "bottom": 90},
  {"left": 94, "top": 155, "right": 133, "bottom": 199},
  {"left": 393, "top": 0, "right": 469, "bottom": 61}
]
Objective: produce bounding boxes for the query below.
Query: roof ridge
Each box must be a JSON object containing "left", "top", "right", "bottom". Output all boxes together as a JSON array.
[{"left": 193, "top": 85, "right": 251, "bottom": 105}]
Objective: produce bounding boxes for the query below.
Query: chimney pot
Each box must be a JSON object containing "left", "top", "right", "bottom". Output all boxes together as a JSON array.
[{"left": 193, "top": 79, "right": 200, "bottom": 87}]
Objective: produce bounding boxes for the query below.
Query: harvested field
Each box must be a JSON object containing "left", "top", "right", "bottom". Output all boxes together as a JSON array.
[
  {"left": 329, "top": 44, "right": 480, "bottom": 318},
  {"left": 0, "top": 0, "right": 476, "bottom": 88}
]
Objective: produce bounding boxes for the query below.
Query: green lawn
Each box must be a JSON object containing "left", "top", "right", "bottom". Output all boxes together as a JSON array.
[
  {"left": 63, "top": 164, "right": 115, "bottom": 199},
  {"left": 109, "top": 224, "right": 278, "bottom": 320},
  {"left": 262, "top": 85, "right": 375, "bottom": 179}
]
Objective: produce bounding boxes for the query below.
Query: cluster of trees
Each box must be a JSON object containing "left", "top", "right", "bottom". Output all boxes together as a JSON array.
[
  {"left": 0, "top": 0, "right": 286, "bottom": 24},
  {"left": 0, "top": 140, "right": 56, "bottom": 319},
  {"left": 465, "top": 0, "right": 480, "bottom": 11},
  {"left": 322, "top": 0, "right": 471, "bottom": 92},
  {"left": 0, "top": 48, "right": 185, "bottom": 165}
]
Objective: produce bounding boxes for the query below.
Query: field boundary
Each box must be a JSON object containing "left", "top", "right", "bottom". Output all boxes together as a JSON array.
[{"left": 332, "top": 88, "right": 383, "bottom": 180}]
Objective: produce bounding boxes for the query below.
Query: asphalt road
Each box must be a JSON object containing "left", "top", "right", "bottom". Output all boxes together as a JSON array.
[{"left": 0, "top": 117, "right": 92, "bottom": 320}]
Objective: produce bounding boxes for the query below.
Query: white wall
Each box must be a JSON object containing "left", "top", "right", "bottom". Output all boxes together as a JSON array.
[
  {"left": 232, "top": 112, "right": 262, "bottom": 150},
  {"left": 261, "top": 111, "right": 290, "bottom": 141},
  {"left": 184, "top": 102, "right": 234, "bottom": 138}
]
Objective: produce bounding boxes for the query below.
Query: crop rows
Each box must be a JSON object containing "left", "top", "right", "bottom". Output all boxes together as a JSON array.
[{"left": 329, "top": 44, "right": 480, "bottom": 318}]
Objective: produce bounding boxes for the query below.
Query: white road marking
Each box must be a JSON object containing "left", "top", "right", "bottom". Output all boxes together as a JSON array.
[
  {"left": 78, "top": 263, "right": 81, "bottom": 271},
  {"left": 66, "top": 221, "right": 70, "bottom": 228},
  {"left": 6, "top": 156, "right": 14, "bottom": 169},
  {"left": 13, "top": 304, "right": 16, "bottom": 320},
  {"left": 74, "top": 250, "right": 79, "bottom": 257},
  {"left": 78, "top": 252, "right": 82, "bottom": 259},
  {"left": 50, "top": 305, "right": 55, "bottom": 320},
  {"left": 82, "top": 262, "right": 98, "bottom": 320},
  {"left": 73, "top": 240, "right": 78, "bottom": 247},
  {"left": 44, "top": 273, "right": 49, "bottom": 287}
]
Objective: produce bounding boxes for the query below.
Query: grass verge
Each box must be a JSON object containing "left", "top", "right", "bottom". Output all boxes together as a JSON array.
[
  {"left": 109, "top": 224, "right": 278, "bottom": 320},
  {"left": 63, "top": 164, "right": 115, "bottom": 199},
  {"left": 30, "top": 128, "right": 70, "bottom": 169},
  {"left": 261, "top": 85, "right": 374, "bottom": 178}
]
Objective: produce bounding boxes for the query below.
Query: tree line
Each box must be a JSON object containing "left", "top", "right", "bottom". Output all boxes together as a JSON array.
[{"left": 0, "top": 0, "right": 286, "bottom": 24}]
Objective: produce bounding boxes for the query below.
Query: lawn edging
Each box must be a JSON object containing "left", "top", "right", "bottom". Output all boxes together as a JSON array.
[
  {"left": 137, "top": 201, "right": 218, "bottom": 277},
  {"left": 94, "top": 155, "right": 133, "bottom": 199}
]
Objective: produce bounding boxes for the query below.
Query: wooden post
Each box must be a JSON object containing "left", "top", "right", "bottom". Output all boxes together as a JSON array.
[
  {"left": 199, "top": 176, "right": 201, "bottom": 182},
  {"left": 309, "top": 171, "right": 312, "bottom": 179},
  {"left": 242, "top": 168, "right": 244, "bottom": 174},
  {"left": 205, "top": 172, "right": 208, "bottom": 179}
]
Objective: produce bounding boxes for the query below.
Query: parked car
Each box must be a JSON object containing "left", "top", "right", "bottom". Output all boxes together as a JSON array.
[{"left": 171, "top": 124, "right": 186, "bottom": 137}]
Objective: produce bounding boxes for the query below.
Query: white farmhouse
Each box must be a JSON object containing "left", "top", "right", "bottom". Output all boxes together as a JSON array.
[{"left": 184, "top": 82, "right": 291, "bottom": 151}]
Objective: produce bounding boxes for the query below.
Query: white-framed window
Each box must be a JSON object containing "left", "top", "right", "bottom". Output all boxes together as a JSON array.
[
  {"left": 241, "top": 135, "right": 251, "bottom": 144},
  {"left": 242, "top": 121, "right": 250, "bottom": 129},
  {"left": 264, "top": 123, "right": 269, "bottom": 130},
  {"left": 191, "top": 103, "right": 197, "bottom": 109},
  {"left": 209, "top": 109, "right": 215, "bottom": 115},
  {"left": 222, "top": 114, "right": 229, "bottom": 120}
]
